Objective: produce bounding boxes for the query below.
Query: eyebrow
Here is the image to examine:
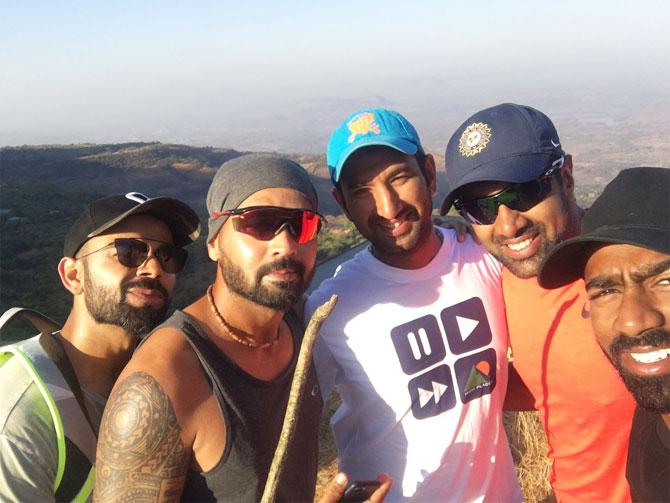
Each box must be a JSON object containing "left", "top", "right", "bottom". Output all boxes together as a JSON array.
[{"left": 586, "top": 259, "right": 670, "bottom": 290}]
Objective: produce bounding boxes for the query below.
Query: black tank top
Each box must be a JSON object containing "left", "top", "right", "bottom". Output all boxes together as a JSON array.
[{"left": 158, "top": 309, "right": 322, "bottom": 502}]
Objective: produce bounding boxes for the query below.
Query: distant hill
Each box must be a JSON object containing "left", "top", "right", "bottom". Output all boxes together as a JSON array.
[
  {"left": 0, "top": 143, "right": 355, "bottom": 334},
  {"left": 0, "top": 141, "right": 613, "bottom": 337}
]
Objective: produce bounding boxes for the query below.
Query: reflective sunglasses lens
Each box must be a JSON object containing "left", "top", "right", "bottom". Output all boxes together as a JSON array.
[
  {"left": 296, "top": 211, "right": 321, "bottom": 243},
  {"left": 114, "top": 239, "right": 186, "bottom": 273},
  {"left": 155, "top": 245, "right": 188, "bottom": 273},
  {"left": 234, "top": 209, "right": 285, "bottom": 240},
  {"left": 115, "top": 239, "right": 149, "bottom": 268},
  {"left": 234, "top": 208, "right": 321, "bottom": 243}
]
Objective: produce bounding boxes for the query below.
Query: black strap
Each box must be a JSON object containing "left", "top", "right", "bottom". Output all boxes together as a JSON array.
[
  {"left": 54, "top": 438, "right": 91, "bottom": 502},
  {"left": 38, "top": 333, "right": 97, "bottom": 433},
  {"left": 38, "top": 333, "right": 95, "bottom": 500}
]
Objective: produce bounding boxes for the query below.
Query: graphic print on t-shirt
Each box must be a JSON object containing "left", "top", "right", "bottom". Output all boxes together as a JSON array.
[
  {"left": 454, "top": 348, "right": 497, "bottom": 403},
  {"left": 407, "top": 364, "right": 456, "bottom": 420},
  {"left": 390, "top": 297, "right": 496, "bottom": 419},
  {"left": 391, "top": 314, "right": 446, "bottom": 375},
  {"left": 441, "top": 297, "right": 492, "bottom": 355}
]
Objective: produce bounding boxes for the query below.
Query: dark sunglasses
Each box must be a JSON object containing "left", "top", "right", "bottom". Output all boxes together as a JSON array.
[
  {"left": 454, "top": 157, "right": 565, "bottom": 225},
  {"left": 212, "top": 206, "right": 324, "bottom": 244},
  {"left": 76, "top": 238, "right": 188, "bottom": 273}
]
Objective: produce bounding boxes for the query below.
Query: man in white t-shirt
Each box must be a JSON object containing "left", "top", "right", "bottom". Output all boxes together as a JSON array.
[{"left": 306, "top": 109, "right": 521, "bottom": 501}]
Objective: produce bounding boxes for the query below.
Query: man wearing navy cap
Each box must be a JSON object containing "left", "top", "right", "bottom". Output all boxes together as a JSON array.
[
  {"left": 538, "top": 167, "right": 670, "bottom": 502},
  {"left": 441, "top": 103, "right": 637, "bottom": 501},
  {"left": 307, "top": 109, "right": 521, "bottom": 501}
]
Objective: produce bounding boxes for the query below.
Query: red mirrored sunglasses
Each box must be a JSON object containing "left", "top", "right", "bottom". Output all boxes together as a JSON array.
[{"left": 212, "top": 206, "right": 324, "bottom": 244}]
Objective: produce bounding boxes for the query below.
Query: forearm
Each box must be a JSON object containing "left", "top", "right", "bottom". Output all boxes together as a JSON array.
[{"left": 94, "top": 372, "right": 190, "bottom": 502}]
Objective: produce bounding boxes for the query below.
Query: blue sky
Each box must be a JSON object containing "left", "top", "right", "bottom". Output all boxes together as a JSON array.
[{"left": 1, "top": 0, "right": 668, "bottom": 146}]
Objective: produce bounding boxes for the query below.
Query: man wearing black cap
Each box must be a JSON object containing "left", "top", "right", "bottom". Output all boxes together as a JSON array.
[
  {"left": 538, "top": 167, "right": 670, "bottom": 502},
  {"left": 0, "top": 192, "right": 200, "bottom": 501},
  {"left": 441, "top": 103, "right": 637, "bottom": 501},
  {"left": 94, "top": 155, "right": 364, "bottom": 501}
]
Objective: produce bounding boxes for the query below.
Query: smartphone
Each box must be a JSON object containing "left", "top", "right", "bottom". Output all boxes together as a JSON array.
[{"left": 339, "top": 480, "right": 382, "bottom": 502}]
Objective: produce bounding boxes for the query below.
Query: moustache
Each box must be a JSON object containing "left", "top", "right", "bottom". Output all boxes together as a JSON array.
[
  {"left": 609, "top": 328, "right": 670, "bottom": 356},
  {"left": 257, "top": 258, "right": 306, "bottom": 279},
  {"left": 121, "top": 277, "right": 170, "bottom": 302},
  {"left": 492, "top": 223, "right": 543, "bottom": 245}
]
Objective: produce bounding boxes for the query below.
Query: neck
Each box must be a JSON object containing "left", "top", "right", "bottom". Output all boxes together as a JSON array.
[
  {"left": 373, "top": 226, "right": 442, "bottom": 270},
  {"left": 59, "top": 308, "right": 137, "bottom": 397},
  {"left": 206, "top": 280, "right": 285, "bottom": 346}
]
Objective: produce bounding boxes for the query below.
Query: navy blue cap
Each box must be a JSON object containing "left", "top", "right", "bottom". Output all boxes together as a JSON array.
[
  {"left": 440, "top": 103, "right": 563, "bottom": 214},
  {"left": 539, "top": 167, "right": 670, "bottom": 289},
  {"left": 327, "top": 109, "right": 423, "bottom": 183}
]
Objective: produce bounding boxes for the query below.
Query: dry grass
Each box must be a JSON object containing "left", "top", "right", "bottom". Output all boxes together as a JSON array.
[{"left": 315, "top": 394, "right": 554, "bottom": 502}]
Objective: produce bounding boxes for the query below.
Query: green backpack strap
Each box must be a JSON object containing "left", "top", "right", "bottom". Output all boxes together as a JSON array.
[{"left": 0, "top": 308, "right": 97, "bottom": 502}]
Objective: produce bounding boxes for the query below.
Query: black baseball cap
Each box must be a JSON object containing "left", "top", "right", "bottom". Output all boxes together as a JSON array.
[
  {"left": 539, "top": 167, "right": 670, "bottom": 288},
  {"left": 64, "top": 192, "right": 201, "bottom": 257},
  {"left": 441, "top": 103, "right": 563, "bottom": 215}
]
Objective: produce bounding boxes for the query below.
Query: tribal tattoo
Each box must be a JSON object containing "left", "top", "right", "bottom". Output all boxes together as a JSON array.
[{"left": 94, "top": 372, "right": 190, "bottom": 502}]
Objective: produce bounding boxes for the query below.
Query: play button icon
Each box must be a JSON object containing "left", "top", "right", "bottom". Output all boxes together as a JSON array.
[{"left": 441, "top": 297, "right": 492, "bottom": 355}]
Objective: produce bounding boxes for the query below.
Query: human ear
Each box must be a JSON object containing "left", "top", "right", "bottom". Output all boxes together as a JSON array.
[
  {"left": 560, "top": 155, "right": 577, "bottom": 203},
  {"left": 423, "top": 154, "right": 438, "bottom": 196},
  {"left": 58, "top": 257, "right": 84, "bottom": 295},
  {"left": 332, "top": 187, "right": 353, "bottom": 220},
  {"left": 207, "top": 237, "right": 220, "bottom": 262}
]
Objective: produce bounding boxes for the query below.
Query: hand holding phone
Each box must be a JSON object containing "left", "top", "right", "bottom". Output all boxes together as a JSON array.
[{"left": 339, "top": 480, "right": 382, "bottom": 502}]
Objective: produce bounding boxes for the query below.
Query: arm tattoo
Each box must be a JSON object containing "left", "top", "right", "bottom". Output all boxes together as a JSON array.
[{"left": 94, "top": 372, "right": 190, "bottom": 502}]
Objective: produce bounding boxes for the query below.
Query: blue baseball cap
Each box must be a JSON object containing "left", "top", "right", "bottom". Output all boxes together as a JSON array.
[
  {"left": 440, "top": 103, "right": 563, "bottom": 215},
  {"left": 326, "top": 109, "right": 423, "bottom": 183}
]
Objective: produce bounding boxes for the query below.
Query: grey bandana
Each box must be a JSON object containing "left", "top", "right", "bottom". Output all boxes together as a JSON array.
[{"left": 206, "top": 154, "right": 318, "bottom": 242}]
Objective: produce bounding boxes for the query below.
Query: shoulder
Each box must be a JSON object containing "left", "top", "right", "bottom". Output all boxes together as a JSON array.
[
  {"left": 111, "top": 317, "right": 213, "bottom": 440},
  {"left": 0, "top": 351, "right": 54, "bottom": 435},
  {"left": 0, "top": 357, "right": 57, "bottom": 500},
  {"left": 306, "top": 251, "right": 371, "bottom": 318}
]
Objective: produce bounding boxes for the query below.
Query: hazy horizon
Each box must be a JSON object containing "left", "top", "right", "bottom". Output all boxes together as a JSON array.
[{"left": 2, "top": 0, "right": 669, "bottom": 153}]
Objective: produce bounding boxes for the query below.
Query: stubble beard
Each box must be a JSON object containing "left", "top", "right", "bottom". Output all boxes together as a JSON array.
[
  {"left": 492, "top": 221, "right": 558, "bottom": 279},
  {"left": 219, "top": 252, "right": 313, "bottom": 311},
  {"left": 607, "top": 329, "right": 670, "bottom": 414},
  {"left": 83, "top": 267, "right": 171, "bottom": 338},
  {"left": 368, "top": 208, "right": 434, "bottom": 260},
  {"left": 492, "top": 191, "right": 578, "bottom": 279}
]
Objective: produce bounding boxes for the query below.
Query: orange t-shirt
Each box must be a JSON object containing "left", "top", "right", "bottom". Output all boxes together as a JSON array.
[{"left": 503, "top": 268, "right": 636, "bottom": 502}]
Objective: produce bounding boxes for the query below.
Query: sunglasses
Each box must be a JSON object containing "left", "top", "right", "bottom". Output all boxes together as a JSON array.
[
  {"left": 76, "top": 238, "right": 188, "bottom": 273},
  {"left": 454, "top": 157, "right": 565, "bottom": 225},
  {"left": 212, "top": 206, "right": 324, "bottom": 244}
]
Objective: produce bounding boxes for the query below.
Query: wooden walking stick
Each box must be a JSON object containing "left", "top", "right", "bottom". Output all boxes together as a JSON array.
[{"left": 261, "top": 294, "right": 338, "bottom": 503}]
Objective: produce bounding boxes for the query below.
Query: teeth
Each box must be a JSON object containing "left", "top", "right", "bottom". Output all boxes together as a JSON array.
[
  {"left": 507, "top": 238, "right": 533, "bottom": 251},
  {"left": 630, "top": 348, "right": 670, "bottom": 363},
  {"left": 382, "top": 221, "right": 402, "bottom": 229}
]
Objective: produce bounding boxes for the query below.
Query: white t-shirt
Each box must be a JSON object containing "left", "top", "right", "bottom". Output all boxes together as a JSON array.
[{"left": 306, "top": 228, "right": 521, "bottom": 502}]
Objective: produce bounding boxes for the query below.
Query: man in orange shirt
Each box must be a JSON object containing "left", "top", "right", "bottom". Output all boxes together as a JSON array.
[
  {"left": 539, "top": 167, "right": 669, "bottom": 502},
  {"left": 440, "top": 103, "right": 636, "bottom": 501}
]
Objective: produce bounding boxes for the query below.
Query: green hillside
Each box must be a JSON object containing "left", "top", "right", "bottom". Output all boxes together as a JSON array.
[{"left": 0, "top": 143, "right": 357, "bottom": 339}]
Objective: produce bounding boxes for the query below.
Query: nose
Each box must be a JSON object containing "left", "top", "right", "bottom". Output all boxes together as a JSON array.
[
  {"left": 136, "top": 251, "right": 163, "bottom": 277},
  {"left": 493, "top": 204, "right": 530, "bottom": 238},
  {"left": 375, "top": 186, "right": 403, "bottom": 220},
  {"left": 269, "top": 224, "right": 299, "bottom": 256},
  {"left": 613, "top": 286, "right": 666, "bottom": 338}
]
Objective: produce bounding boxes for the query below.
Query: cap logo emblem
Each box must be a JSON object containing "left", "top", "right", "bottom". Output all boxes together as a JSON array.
[
  {"left": 459, "top": 122, "right": 492, "bottom": 157},
  {"left": 125, "top": 192, "right": 149, "bottom": 204},
  {"left": 347, "top": 112, "right": 381, "bottom": 143}
]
